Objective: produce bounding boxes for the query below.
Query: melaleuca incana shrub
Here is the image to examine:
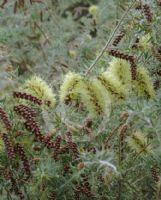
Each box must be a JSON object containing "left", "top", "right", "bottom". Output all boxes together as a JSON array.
[{"left": 0, "top": 0, "right": 161, "bottom": 199}]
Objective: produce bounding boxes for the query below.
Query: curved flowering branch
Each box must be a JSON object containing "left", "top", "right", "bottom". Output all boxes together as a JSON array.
[
  {"left": 1, "top": 133, "right": 15, "bottom": 161},
  {"left": 0, "top": 107, "right": 12, "bottom": 131},
  {"left": 13, "top": 92, "right": 42, "bottom": 106},
  {"left": 15, "top": 143, "right": 31, "bottom": 176}
]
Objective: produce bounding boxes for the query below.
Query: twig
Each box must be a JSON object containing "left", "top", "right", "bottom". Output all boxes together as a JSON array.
[
  {"left": 117, "top": 178, "right": 123, "bottom": 200},
  {"left": 85, "top": 0, "right": 136, "bottom": 76},
  {"left": 0, "top": 0, "right": 7, "bottom": 8},
  {"left": 117, "top": 126, "right": 126, "bottom": 200},
  {"left": 34, "top": 22, "right": 50, "bottom": 44},
  {"left": 104, "top": 123, "right": 122, "bottom": 147}
]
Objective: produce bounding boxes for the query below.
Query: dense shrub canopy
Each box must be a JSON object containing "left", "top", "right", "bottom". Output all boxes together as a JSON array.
[{"left": 0, "top": 0, "right": 161, "bottom": 199}]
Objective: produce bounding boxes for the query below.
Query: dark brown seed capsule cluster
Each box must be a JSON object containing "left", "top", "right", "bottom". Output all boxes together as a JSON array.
[
  {"left": 66, "top": 132, "right": 79, "bottom": 159},
  {"left": 135, "top": 2, "right": 153, "bottom": 23},
  {"left": 112, "top": 29, "right": 126, "bottom": 46},
  {"left": 82, "top": 118, "right": 93, "bottom": 138},
  {"left": 155, "top": 53, "right": 161, "bottom": 62},
  {"left": 2, "top": 169, "right": 11, "bottom": 181},
  {"left": 14, "top": 104, "right": 42, "bottom": 140},
  {"left": 24, "top": 120, "right": 41, "bottom": 138},
  {"left": 142, "top": 4, "right": 153, "bottom": 23},
  {"left": 2, "top": 133, "right": 15, "bottom": 161},
  {"left": 42, "top": 133, "right": 54, "bottom": 148},
  {"left": 156, "top": 0, "right": 161, "bottom": 6},
  {"left": 1, "top": 168, "right": 24, "bottom": 199},
  {"left": 84, "top": 118, "right": 93, "bottom": 128},
  {"left": 120, "top": 111, "right": 129, "bottom": 119},
  {"left": 135, "top": 2, "right": 142, "bottom": 10},
  {"left": 154, "top": 46, "right": 161, "bottom": 62},
  {"left": 82, "top": 127, "right": 92, "bottom": 138},
  {"left": 13, "top": 0, "right": 25, "bottom": 13},
  {"left": 156, "top": 69, "right": 161, "bottom": 76},
  {"left": 52, "top": 136, "right": 62, "bottom": 160},
  {"left": 64, "top": 94, "right": 72, "bottom": 105},
  {"left": 44, "top": 131, "right": 54, "bottom": 141},
  {"left": 53, "top": 135, "right": 61, "bottom": 149},
  {"left": 48, "top": 191, "right": 56, "bottom": 200},
  {"left": 82, "top": 118, "right": 92, "bottom": 136},
  {"left": 131, "top": 62, "right": 137, "bottom": 80},
  {"left": 0, "top": 107, "right": 12, "bottom": 131},
  {"left": 74, "top": 183, "right": 93, "bottom": 199},
  {"left": 107, "top": 49, "right": 137, "bottom": 80},
  {"left": 118, "top": 124, "right": 128, "bottom": 161},
  {"left": 41, "top": 134, "right": 56, "bottom": 149},
  {"left": 58, "top": 144, "right": 69, "bottom": 154},
  {"left": 107, "top": 49, "right": 135, "bottom": 63},
  {"left": 14, "top": 105, "right": 55, "bottom": 149},
  {"left": 63, "top": 164, "right": 70, "bottom": 175},
  {"left": 13, "top": 1, "right": 18, "bottom": 13},
  {"left": 132, "top": 37, "right": 140, "bottom": 49},
  {"left": 77, "top": 162, "right": 85, "bottom": 171},
  {"left": 74, "top": 191, "right": 80, "bottom": 200},
  {"left": 153, "top": 80, "right": 160, "bottom": 90},
  {"left": 18, "top": 0, "right": 25, "bottom": 8},
  {"left": 151, "top": 167, "right": 159, "bottom": 182},
  {"left": 10, "top": 173, "right": 25, "bottom": 199},
  {"left": 52, "top": 143, "right": 69, "bottom": 161},
  {"left": 15, "top": 143, "right": 31, "bottom": 176},
  {"left": 13, "top": 91, "right": 42, "bottom": 105},
  {"left": 25, "top": 119, "right": 56, "bottom": 149},
  {"left": 33, "top": 145, "right": 41, "bottom": 151},
  {"left": 118, "top": 124, "right": 128, "bottom": 136},
  {"left": 51, "top": 132, "right": 79, "bottom": 161},
  {"left": 14, "top": 104, "right": 36, "bottom": 120}
]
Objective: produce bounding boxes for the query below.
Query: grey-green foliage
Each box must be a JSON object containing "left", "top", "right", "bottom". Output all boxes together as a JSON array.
[{"left": 0, "top": 0, "right": 161, "bottom": 199}]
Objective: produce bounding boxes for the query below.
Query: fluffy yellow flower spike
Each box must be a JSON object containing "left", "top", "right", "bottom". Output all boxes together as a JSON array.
[
  {"left": 127, "top": 131, "right": 152, "bottom": 155},
  {"left": 89, "top": 5, "right": 98, "bottom": 18},
  {"left": 133, "top": 67, "right": 154, "bottom": 98},
  {"left": 97, "top": 72, "right": 128, "bottom": 102},
  {"left": 108, "top": 58, "right": 131, "bottom": 90},
  {"left": 79, "top": 79, "right": 108, "bottom": 116},
  {"left": 59, "top": 72, "right": 82, "bottom": 104},
  {"left": 24, "top": 76, "right": 56, "bottom": 107},
  {"left": 138, "top": 34, "right": 151, "bottom": 51}
]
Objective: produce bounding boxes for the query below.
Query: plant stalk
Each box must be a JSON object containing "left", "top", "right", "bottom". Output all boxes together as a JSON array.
[{"left": 85, "top": 0, "right": 136, "bottom": 76}]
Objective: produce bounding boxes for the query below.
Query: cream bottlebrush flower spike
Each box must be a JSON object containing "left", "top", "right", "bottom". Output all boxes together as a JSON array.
[
  {"left": 24, "top": 76, "right": 56, "bottom": 107},
  {"left": 132, "top": 67, "right": 154, "bottom": 98},
  {"left": 108, "top": 58, "right": 131, "bottom": 90},
  {"left": 138, "top": 34, "right": 151, "bottom": 51},
  {"left": 126, "top": 131, "right": 152, "bottom": 155},
  {"left": 97, "top": 72, "right": 128, "bottom": 103},
  {"left": 79, "top": 79, "right": 109, "bottom": 116},
  {"left": 89, "top": 5, "right": 98, "bottom": 18},
  {"left": 59, "top": 72, "right": 82, "bottom": 104}
]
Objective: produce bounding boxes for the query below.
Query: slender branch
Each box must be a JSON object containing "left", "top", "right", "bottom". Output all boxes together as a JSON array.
[
  {"left": 0, "top": 0, "right": 8, "bottom": 8},
  {"left": 117, "top": 178, "right": 122, "bottom": 200},
  {"left": 34, "top": 22, "right": 50, "bottom": 44},
  {"left": 104, "top": 123, "right": 121, "bottom": 147},
  {"left": 85, "top": 0, "right": 136, "bottom": 76}
]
